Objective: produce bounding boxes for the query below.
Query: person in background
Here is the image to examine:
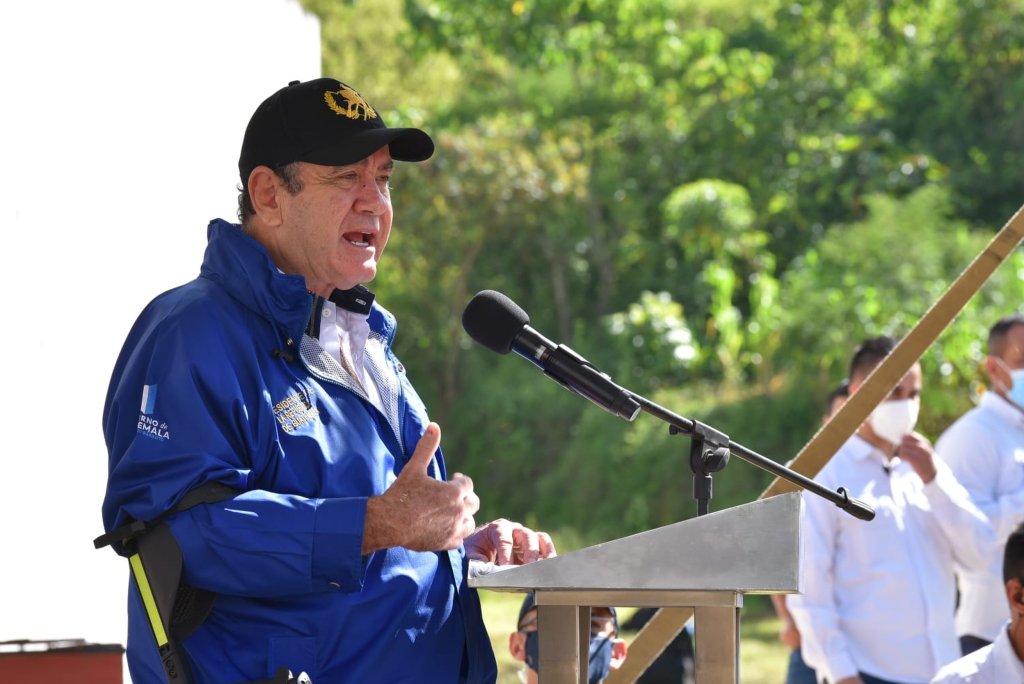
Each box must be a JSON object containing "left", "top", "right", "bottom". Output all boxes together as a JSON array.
[
  {"left": 937, "top": 313, "right": 1024, "bottom": 655},
  {"left": 99, "top": 77, "right": 554, "bottom": 683},
  {"left": 773, "top": 380, "right": 850, "bottom": 684},
  {"left": 509, "top": 593, "right": 627, "bottom": 684},
  {"left": 788, "top": 336, "right": 996, "bottom": 684},
  {"left": 931, "top": 520, "right": 1024, "bottom": 683}
]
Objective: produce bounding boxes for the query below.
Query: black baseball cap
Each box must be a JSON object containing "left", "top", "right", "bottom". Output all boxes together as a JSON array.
[
  {"left": 517, "top": 593, "right": 618, "bottom": 631},
  {"left": 238, "top": 78, "right": 434, "bottom": 188}
]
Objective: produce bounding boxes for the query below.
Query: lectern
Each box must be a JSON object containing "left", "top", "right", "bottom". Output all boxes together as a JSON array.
[{"left": 469, "top": 492, "right": 802, "bottom": 683}]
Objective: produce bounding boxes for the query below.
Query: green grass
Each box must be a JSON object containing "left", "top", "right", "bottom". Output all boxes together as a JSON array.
[
  {"left": 480, "top": 591, "right": 791, "bottom": 683},
  {"left": 481, "top": 591, "right": 531, "bottom": 682},
  {"left": 737, "top": 613, "right": 790, "bottom": 684}
]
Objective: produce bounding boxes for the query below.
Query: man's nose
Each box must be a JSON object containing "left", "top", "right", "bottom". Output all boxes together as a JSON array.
[{"left": 356, "top": 179, "right": 388, "bottom": 214}]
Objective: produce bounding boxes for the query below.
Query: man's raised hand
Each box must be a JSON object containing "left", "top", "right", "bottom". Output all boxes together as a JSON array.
[{"left": 363, "top": 423, "right": 480, "bottom": 554}]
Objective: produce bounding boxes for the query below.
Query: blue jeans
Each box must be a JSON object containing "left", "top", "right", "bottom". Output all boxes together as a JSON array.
[{"left": 785, "top": 647, "right": 817, "bottom": 684}]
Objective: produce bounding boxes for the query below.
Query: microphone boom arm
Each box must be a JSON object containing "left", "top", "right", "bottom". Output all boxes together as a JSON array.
[
  {"left": 628, "top": 392, "right": 875, "bottom": 521},
  {"left": 460, "top": 288, "right": 872, "bottom": 521}
]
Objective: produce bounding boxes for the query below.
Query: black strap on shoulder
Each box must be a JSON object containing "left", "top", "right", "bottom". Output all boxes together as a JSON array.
[
  {"left": 95, "top": 481, "right": 240, "bottom": 684},
  {"left": 94, "top": 481, "right": 240, "bottom": 553},
  {"left": 93, "top": 519, "right": 147, "bottom": 552}
]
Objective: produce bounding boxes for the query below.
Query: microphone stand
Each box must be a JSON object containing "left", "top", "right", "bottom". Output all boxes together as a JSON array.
[{"left": 627, "top": 392, "right": 875, "bottom": 521}]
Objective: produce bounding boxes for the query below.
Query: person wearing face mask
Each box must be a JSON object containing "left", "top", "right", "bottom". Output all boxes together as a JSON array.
[
  {"left": 936, "top": 313, "right": 1024, "bottom": 656},
  {"left": 508, "top": 592, "right": 627, "bottom": 684},
  {"left": 788, "top": 336, "right": 996, "bottom": 684},
  {"left": 931, "top": 520, "right": 1024, "bottom": 683},
  {"left": 774, "top": 380, "right": 850, "bottom": 684}
]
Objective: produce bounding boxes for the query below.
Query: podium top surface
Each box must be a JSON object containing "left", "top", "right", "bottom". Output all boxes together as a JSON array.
[{"left": 469, "top": 493, "right": 801, "bottom": 594}]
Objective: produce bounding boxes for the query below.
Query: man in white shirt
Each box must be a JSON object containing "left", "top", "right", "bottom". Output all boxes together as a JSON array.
[
  {"left": 936, "top": 313, "right": 1024, "bottom": 655},
  {"left": 931, "top": 521, "right": 1024, "bottom": 683},
  {"left": 776, "top": 380, "right": 850, "bottom": 684},
  {"left": 789, "top": 336, "right": 997, "bottom": 684}
]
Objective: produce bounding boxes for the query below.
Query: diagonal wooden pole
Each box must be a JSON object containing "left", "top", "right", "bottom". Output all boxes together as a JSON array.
[
  {"left": 761, "top": 202, "right": 1024, "bottom": 497},
  {"left": 605, "top": 608, "right": 692, "bottom": 684},
  {"left": 607, "top": 203, "right": 1024, "bottom": 684}
]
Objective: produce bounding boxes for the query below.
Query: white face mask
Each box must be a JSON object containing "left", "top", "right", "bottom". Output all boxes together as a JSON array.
[
  {"left": 1009, "top": 368, "right": 1024, "bottom": 409},
  {"left": 995, "top": 358, "right": 1024, "bottom": 410},
  {"left": 869, "top": 398, "right": 920, "bottom": 445}
]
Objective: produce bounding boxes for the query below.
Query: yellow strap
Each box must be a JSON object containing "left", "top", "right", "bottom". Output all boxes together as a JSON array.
[{"left": 130, "top": 553, "right": 169, "bottom": 647}]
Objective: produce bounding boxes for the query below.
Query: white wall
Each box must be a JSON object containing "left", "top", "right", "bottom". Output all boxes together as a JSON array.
[{"left": 0, "top": 0, "right": 320, "bottom": 671}]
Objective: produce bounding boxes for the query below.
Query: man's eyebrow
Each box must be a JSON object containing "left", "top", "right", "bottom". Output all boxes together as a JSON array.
[{"left": 319, "top": 159, "right": 395, "bottom": 179}]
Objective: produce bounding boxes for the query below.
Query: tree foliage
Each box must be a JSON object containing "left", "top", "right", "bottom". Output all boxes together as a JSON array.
[{"left": 300, "top": 0, "right": 1024, "bottom": 545}]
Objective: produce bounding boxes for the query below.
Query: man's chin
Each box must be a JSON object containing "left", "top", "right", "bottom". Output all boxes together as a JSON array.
[
  {"left": 356, "top": 266, "right": 377, "bottom": 285},
  {"left": 335, "top": 262, "right": 377, "bottom": 289}
]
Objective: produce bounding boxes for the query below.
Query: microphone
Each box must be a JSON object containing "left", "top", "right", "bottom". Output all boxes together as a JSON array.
[{"left": 462, "top": 290, "right": 641, "bottom": 422}]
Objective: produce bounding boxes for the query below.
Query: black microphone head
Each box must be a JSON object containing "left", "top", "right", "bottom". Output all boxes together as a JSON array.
[{"left": 462, "top": 290, "right": 529, "bottom": 355}]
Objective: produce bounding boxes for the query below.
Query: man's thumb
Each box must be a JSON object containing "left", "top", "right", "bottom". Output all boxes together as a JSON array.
[{"left": 404, "top": 422, "right": 441, "bottom": 475}]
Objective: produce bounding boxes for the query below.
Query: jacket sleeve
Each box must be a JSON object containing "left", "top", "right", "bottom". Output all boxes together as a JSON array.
[
  {"left": 102, "top": 306, "right": 370, "bottom": 597},
  {"left": 921, "top": 460, "right": 998, "bottom": 573},
  {"left": 168, "top": 492, "right": 369, "bottom": 596}
]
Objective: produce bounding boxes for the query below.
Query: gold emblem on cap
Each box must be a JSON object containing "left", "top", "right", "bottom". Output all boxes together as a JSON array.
[{"left": 324, "top": 84, "right": 378, "bottom": 121}]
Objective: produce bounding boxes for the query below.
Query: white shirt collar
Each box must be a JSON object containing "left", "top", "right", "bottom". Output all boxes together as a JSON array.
[{"left": 847, "top": 434, "right": 899, "bottom": 470}]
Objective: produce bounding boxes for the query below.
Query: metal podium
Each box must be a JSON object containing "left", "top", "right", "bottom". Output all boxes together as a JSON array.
[{"left": 469, "top": 492, "right": 802, "bottom": 683}]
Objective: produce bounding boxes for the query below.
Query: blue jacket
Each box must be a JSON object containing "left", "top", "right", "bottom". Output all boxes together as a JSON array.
[{"left": 101, "top": 219, "right": 496, "bottom": 683}]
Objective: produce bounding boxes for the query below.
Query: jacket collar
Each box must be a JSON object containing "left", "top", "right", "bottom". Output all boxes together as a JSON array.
[
  {"left": 846, "top": 434, "right": 897, "bottom": 470},
  {"left": 200, "top": 219, "right": 398, "bottom": 348},
  {"left": 199, "top": 219, "right": 312, "bottom": 344}
]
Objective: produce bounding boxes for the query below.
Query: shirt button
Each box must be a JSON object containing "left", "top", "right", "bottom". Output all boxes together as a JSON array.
[{"left": 322, "top": 308, "right": 331, "bottom": 319}]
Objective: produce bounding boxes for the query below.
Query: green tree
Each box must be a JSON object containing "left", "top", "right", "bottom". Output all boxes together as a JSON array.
[
  {"left": 770, "top": 184, "right": 1024, "bottom": 434},
  {"left": 295, "top": 0, "right": 1024, "bottom": 545}
]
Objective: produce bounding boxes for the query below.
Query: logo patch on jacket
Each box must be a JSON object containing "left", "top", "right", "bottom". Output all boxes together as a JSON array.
[
  {"left": 274, "top": 389, "right": 320, "bottom": 433},
  {"left": 137, "top": 384, "right": 171, "bottom": 441}
]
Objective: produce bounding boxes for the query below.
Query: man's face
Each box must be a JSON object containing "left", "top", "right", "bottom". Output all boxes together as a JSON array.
[
  {"left": 851, "top": 362, "right": 922, "bottom": 402},
  {"left": 511, "top": 607, "right": 620, "bottom": 683},
  {"left": 515, "top": 607, "right": 618, "bottom": 640},
  {"left": 990, "top": 324, "right": 1024, "bottom": 392},
  {"left": 274, "top": 147, "right": 394, "bottom": 296},
  {"left": 588, "top": 607, "right": 618, "bottom": 639},
  {"left": 851, "top": 361, "right": 922, "bottom": 447},
  {"left": 888, "top": 363, "right": 922, "bottom": 403}
]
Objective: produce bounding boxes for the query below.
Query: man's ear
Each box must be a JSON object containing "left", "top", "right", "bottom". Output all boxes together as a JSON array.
[
  {"left": 610, "top": 638, "right": 628, "bottom": 670},
  {"left": 248, "top": 166, "right": 284, "bottom": 227},
  {"left": 1007, "top": 578, "right": 1024, "bottom": 614},
  {"left": 986, "top": 355, "right": 1007, "bottom": 389},
  {"left": 508, "top": 631, "right": 527, "bottom": 663}
]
